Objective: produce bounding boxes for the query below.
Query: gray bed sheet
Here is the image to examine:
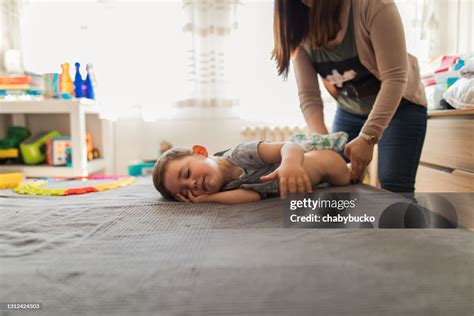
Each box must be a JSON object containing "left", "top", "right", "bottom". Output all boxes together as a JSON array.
[{"left": 0, "top": 178, "right": 472, "bottom": 315}]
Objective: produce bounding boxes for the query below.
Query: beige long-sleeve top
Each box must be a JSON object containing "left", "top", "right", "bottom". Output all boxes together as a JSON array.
[{"left": 293, "top": 0, "right": 427, "bottom": 138}]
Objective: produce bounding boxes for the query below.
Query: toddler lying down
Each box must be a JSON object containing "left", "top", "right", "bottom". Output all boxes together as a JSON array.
[{"left": 153, "top": 132, "right": 350, "bottom": 204}]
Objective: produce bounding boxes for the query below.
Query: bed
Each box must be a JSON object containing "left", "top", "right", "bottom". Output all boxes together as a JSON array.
[{"left": 1, "top": 177, "right": 472, "bottom": 315}]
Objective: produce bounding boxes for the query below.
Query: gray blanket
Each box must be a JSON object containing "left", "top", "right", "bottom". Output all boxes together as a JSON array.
[{"left": 0, "top": 178, "right": 472, "bottom": 315}]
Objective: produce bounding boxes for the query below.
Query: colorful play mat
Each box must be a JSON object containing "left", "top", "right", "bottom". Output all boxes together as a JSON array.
[{"left": 13, "top": 175, "right": 135, "bottom": 196}]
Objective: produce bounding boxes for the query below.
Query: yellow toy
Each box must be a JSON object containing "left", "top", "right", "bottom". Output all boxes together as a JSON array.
[
  {"left": 0, "top": 148, "right": 19, "bottom": 159},
  {"left": 13, "top": 175, "right": 135, "bottom": 196},
  {"left": 0, "top": 173, "right": 23, "bottom": 189},
  {"left": 60, "top": 63, "right": 74, "bottom": 98}
]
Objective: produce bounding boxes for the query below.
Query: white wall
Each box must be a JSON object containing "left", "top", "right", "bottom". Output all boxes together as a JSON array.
[{"left": 113, "top": 117, "right": 245, "bottom": 174}]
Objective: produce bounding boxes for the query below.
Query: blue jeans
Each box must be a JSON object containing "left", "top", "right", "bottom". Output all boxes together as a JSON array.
[{"left": 332, "top": 100, "right": 427, "bottom": 193}]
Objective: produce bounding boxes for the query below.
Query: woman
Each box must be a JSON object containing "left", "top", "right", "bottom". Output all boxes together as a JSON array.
[{"left": 272, "top": 0, "right": 428, "bottom": 193}]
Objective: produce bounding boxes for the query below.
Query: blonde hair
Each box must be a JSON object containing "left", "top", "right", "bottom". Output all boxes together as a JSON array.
[{"left": 152, "top": 148, "right": 193, "bottom": 200}]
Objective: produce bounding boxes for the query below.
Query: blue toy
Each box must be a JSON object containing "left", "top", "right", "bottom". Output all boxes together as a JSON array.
[
  {"left": 84, "top": 64, "right": 95, "bottom": 100},
  {"left": 66, "top": 147, "right": 72, "bottom": 167},
  {"left": 74, "top": 62, "right": 84, "bottom": 98},
  {"left": 128, "top": 161, "right": 155, "bottom": 176}
]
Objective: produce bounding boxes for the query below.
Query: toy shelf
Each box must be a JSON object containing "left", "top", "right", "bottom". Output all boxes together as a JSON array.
[
  {"left": 0, "top": 98, "right": 112, "bottom": 177},
  {"left": 0, "top": 158, "right": 106, "bottom": 177},
  {"left": 0, "top": 98, "right": 100, "bottom": 114}
]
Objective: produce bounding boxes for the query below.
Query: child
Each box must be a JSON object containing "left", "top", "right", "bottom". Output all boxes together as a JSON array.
[{"left": 153, "top": 132, "right": 350, "bottom": 204}]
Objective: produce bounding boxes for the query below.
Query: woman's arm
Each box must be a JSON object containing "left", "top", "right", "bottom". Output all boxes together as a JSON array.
[
  {"left": 361, "top": 3, "right": 408, "bottom": 139},
  {"left": 292, "top": 46, "right": 329, "bottom": 134},
  {"left": 344, "top": 3, "right": 409, "bottom": 181}
]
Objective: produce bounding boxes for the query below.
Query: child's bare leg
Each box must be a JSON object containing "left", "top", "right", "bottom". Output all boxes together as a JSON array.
[{"left": 303, "top": 150, "right": 350, "bottom": 187}]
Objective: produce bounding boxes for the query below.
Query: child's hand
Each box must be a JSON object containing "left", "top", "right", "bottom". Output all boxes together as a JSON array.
[
  {"left": 260, "top": 162, "right": 312, "bottom": 198},
  {"left": 176, "top": 191, "right": 211, "bottom": 203}
]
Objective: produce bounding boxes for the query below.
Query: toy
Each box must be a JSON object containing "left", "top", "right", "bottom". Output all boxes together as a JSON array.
[
  {"left": 159, "top": 140, "right": 172, "bottom": 155},
  {"left": 0, "top": 173, "right": 23, "bottom": 189},
  {"left": 0, "top": 127, "right": 30, "bottom": 163},
  {"left": 73, "top": 62, "right": 84, "bottom": 98},
  {"left": 83, "top": 64, "right": 96, "bottom": 100},
  {"left": 128, "top": 161, "right": 156, "bottom": 176},
  {"left": 0, "top": 74, "right": 43, "bottom": 96},
  {"left": 84, "top": 132, "right": 100, "bottom": 160},
  {"left": 47, "top": 136, "right": 71, "bottom": 166},
  {"left": 0, "top": 126, "right": 31, "bottom": 149},
  {"left": 60, "top": 63, "right": 74, "bottom": 99},
  {"left": 92, "top": 148, "right": 100, "bottom": 159},
  {"left": 86, "top": 132, "right": 93, "bottom": 160},
  {"left": 0, "top": 75, "right": 31, "bottom": 85},
  {"left": 0, "top": 148, "right": 19, "bottom": 159},
  {"left": 20, "top": 130, "right": 61, "bottom": 165},
  {"left": 13, "top": 175, "right": 135, "bottom": 196},
  {"left": 66, "top": 147, "right": 72, "bottom": 167},
  {"left": 43, "top": 73, "right": 60, "bottom": 98}
]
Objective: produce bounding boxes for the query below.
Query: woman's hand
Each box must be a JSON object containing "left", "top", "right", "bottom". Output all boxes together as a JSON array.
[
  {"left": 260, "top": 161, "right": 312, "bottom": 199},
  {"left": 344, "top": 136, "right": 374, "bottom": 182}
]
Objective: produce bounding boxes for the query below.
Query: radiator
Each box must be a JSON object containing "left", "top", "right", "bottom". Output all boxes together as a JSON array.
[{"left": 241, "top": 126, "right": 308, "bottom": 142}]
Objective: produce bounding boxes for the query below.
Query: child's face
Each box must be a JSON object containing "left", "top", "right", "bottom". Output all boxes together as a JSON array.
[{"left": 163, "top": 155, "right": 224, "bottom": 199}]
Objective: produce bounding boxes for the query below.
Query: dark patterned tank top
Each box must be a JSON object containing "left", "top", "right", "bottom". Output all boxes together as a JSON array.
[{"left": 309, "top": 4, "right": 381, "bottom": 116}]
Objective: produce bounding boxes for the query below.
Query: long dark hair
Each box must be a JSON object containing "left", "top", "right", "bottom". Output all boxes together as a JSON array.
[{"left": 272, "top": 0, "right": 344, "bottom": 78}]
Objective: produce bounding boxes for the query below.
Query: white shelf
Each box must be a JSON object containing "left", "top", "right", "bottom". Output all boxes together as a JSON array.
[
  {"left": 0, "top": 159, "right": 105, "bottom": 177},
  {"left": 0, "top": 98, "right": 100, "bottom": 114},
  {"left": 0, "top": 99, "right": 112, "bottom": 177}
]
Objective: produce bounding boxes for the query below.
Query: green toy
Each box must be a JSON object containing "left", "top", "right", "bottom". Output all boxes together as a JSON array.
[
  {"left": 0, "top": 127, "right": 30, "bottom": 163},
  {"left": 20, "top": 130, "right": 61, "bottom": 165},
  {"left": 0, "top": 127, "right": 31, "bottom": 149}
]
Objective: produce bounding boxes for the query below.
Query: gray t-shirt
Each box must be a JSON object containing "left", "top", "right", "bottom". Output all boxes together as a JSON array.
[{"left": 218, "top": 141, "right": 279, "bottom": 198}]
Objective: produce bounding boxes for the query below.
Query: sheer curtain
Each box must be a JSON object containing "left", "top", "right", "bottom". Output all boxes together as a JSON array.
[
  {"left": 396, "top": 0, "right": 473, "bottom": 65},
  {"left": 229, "top": 0, "right": 334, "bottom": 127},
  {"left": 177, "top": 0, "right": 240, "bottom": 118},
  {"left": 0, "top": 0, "right": 24, "bottom": 74}
]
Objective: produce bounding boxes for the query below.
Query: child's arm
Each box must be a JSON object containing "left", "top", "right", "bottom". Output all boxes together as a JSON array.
[
  {"left": 257, "top": 142, "right": 301, "bottom": 164},
  {"left": 176, "top": 189, "right": 261, "bottom": 205},
  {"left": 258, "top": 142, "right": 313, "bottom": 198}
]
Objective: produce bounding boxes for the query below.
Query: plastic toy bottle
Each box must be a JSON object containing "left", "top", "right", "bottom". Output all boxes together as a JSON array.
[
  {"left": 74, "top": 62, "right": 84, "bottom": 98},
  {"left": 60, "top": 63, "right": 74, "bottom": 99},
  {"left": 83, "top": 64, "right": 96, "bottom": 100}
]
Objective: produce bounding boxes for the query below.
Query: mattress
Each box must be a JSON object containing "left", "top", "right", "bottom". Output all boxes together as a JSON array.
[{"left": 0, "top": 178, "right": 472, "bottom": 315}]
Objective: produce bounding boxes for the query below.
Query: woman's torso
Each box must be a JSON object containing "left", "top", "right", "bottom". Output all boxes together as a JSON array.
[{"left": 309, "top": 3, "right": 380, "bottom": 116}]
